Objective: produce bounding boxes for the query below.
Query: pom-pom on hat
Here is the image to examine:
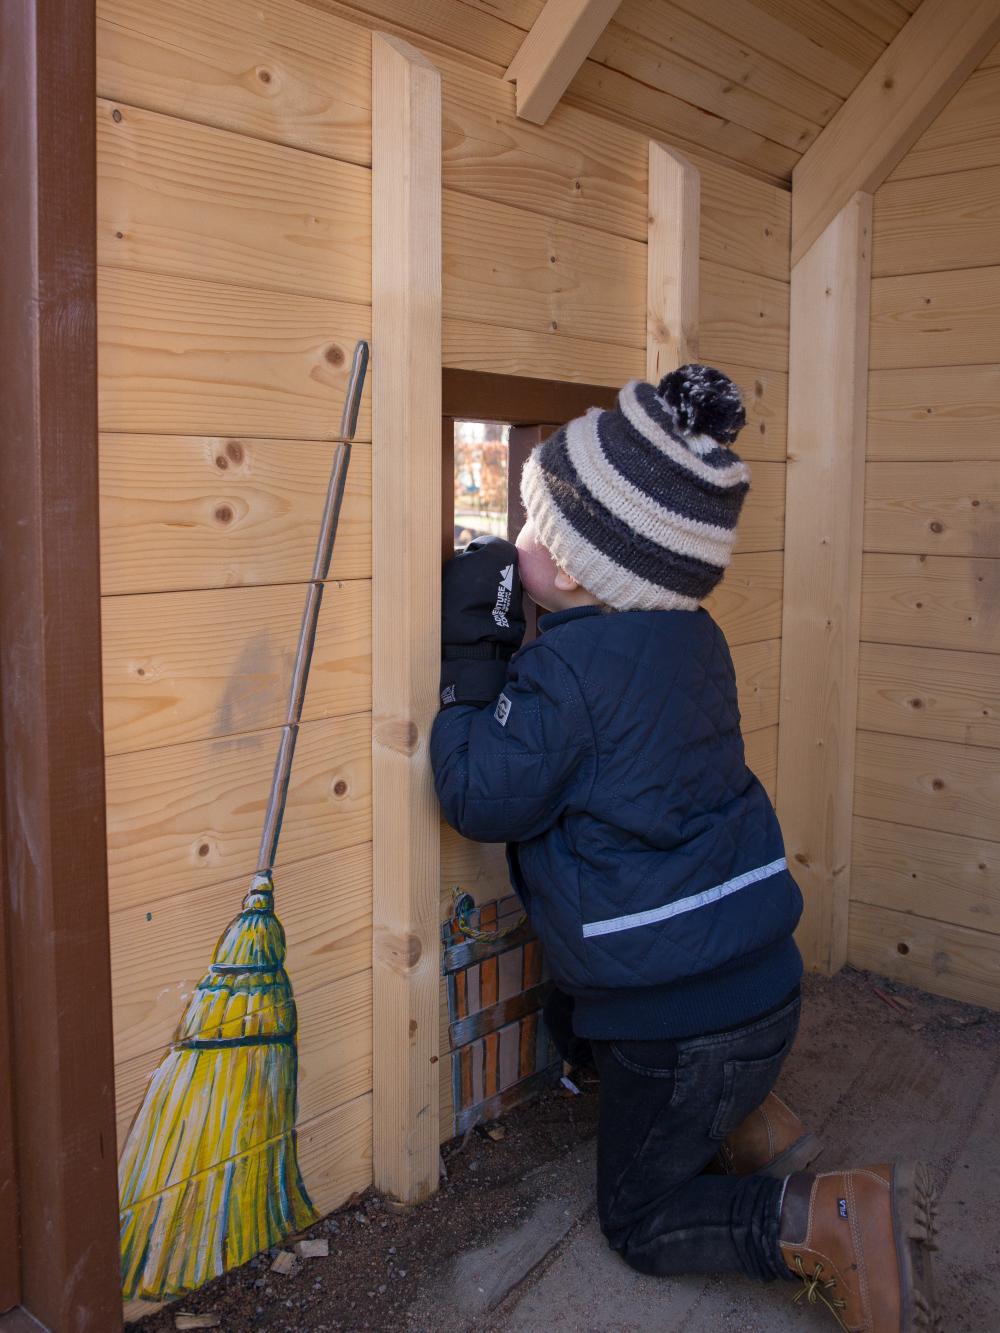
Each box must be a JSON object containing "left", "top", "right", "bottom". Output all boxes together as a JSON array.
[{"left": 520, "top": 365, "right": 750, "bottom": 612}]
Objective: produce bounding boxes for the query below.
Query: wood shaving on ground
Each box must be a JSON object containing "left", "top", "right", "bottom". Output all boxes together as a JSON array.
[
  {"left": 295, "top": 1238, "right": 330, "bottom": 1258},
  {"left": 873, "top": 986, "right": 913, "bottom": 1013},
  {"left": 270, "top": 1250, "right": 298, "bottom": 1275},
  {"left": 174, "top": 1316, "right": 221, "bottom": 1330}
]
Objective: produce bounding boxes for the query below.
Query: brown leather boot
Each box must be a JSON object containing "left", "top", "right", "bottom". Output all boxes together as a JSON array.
[
  {"left": 779, "top": 1164, "right": 940, "bottom": 1332},
  {"left": 713, "top": 1092, "right": 822, "bottom": 1177}
]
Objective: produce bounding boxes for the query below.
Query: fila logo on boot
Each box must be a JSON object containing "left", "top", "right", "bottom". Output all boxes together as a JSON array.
[{"left": 492, "top": 564, "right": 514, "bottom": 629}]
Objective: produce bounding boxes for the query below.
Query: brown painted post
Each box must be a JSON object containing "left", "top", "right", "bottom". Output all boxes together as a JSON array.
[{"left": 0, "top": 2, "right": 122, "bottom": 1329}]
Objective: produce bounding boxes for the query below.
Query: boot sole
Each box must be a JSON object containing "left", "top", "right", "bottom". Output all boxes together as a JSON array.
[
  {"left": 756, "top": 1131, "right": 823, "bottom": 1179},
  {"left": 892, "top": 1161, "right": 941, "bottom": 1333}
]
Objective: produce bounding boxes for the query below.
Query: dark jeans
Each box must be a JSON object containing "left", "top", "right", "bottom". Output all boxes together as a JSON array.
[{"left": 546, "top": 990, "right": 799, "bottom": 1281}]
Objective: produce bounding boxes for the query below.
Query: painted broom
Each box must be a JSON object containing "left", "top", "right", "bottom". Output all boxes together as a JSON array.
[{"left": 118, "top": 341, "right": 370, "bottom": 1301}]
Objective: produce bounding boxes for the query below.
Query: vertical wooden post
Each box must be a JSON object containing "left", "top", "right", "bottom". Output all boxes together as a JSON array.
[
  {"left": 0, "top": 0, "right": 122, "bottom": 1326},
  {"left": 371, "top": 31, "right": 442, "bottom": 1204},
  {"left": 777, "top": 192, "right": 873, "bottom": 974},
  {"left": 646, "top": 141, "right": 700, "bottom": 382}
]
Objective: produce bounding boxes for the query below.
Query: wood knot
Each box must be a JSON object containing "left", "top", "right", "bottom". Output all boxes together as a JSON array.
[
  {"left": 931, "top": 778, "right": 945, "bottom": 791},
  {"left": 883, "top": 75, "right": 895, "bottom": 90},
  {"left": 794, "top": 852, "right": 810, "bottom": 867},
  {"left": 409, "top": 1019, "right": 418, "bottom": 1036},
  {"left": 215, "top": 505, "right": 234, "bottom": 525},
  {"left": 929, "top": 521, "right": 943, "bottom": 533},
  {"left": 375, "top": 928, "right": 423, "bottom": 972},
  {"left": 325, "top": 344, "right": 346, "bottom": 366},
  {"left": 333, "top": 779, "right": 348, "bottom": 797},
  {"left": 376, "top": 719, "right": 419, "bottom": 755},
  {"left": 112, "top": 108, "right": 123, "bottom": 123},
  {"left": 226, "top": 440, "right": 245, "bottom": 464},
  {"left": 257, "top": 67, "right": 272, "bottom": 84}
]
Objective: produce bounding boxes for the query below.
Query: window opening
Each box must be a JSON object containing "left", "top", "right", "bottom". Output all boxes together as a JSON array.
[{"left": 452, "top": 419, "right": 511, "bottom": 547}]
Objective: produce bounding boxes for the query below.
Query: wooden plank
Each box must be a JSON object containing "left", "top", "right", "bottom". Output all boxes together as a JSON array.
[
  {"left": 114, "top": 963, "right": 372, "bottom": 1133},
  {"left": 790, "top": 0, "right": 1000, "bottom": 264},
  {"left": 99, "top": 435, "right": 372, "bottom": 595},
  {"left": 307, "top": 0, "right": 523, "bottom": 68},
  {"left": 870, "top": 265, "right": 1000, "bottom": 370},
  {"left": 713, "top": 363, "right": 788, "bottom": 464},
  {"left": 700, "top": 262, "right": 790, "bottom": 373},
  {"left": 777, "top": 194, "right": 872, "bottom": 973},
  {"left": 443, "top": 188, "right": 645, "bottom": 349},
  {"left": 110, "top": 839, "right": 371, "bottom": 1033},
  {"left": 295, "top": 1092, "right": 373, "bottom": 1218},
  {"left": 735, "top": 461, "right": 785, "bottom": 554},
  {"left": 443, "top": 317, "right": 643, "bottom": 387},
  {"left": 618, "top": 0, "right": 844, "bottom": 123},
  {"left": 106, "top": 712, "right": 372, "bottom": 904},
  {"left": 864, "top": 461, "right": 1000, "bottom": 556},
  {"left": 888, "top": 67, "right": 1000, "bottom": 182},
  {"left": 732, "top": 638, "right": 781, "bottom": 735},
  {"left": 441, "top": 824, "right": 510, "bottom": 913},
  {"left": 371, "top": 32, "right": 442, "bottom": 1204},
  {"left": 852, "top": 816, "right": 1000, "bottom": 937},
  {"left": 563, "top": 58, "right": 799, "bottom": 188},
  {"left": 861, "top": 552, "right": 1000, "bottom": 652},
  {"left": 854, "top": 729, "right": 1000, "bottom": 840},
  {"left": 848, "top": 901, "right": 1000, "bottom": 1010},
  {"left": 98, "top": 267, "right": 372, "bottom": 439},
  {"left": 438, "top": 49, "right": 792, "bottom": 277},
  {"left": 745, "top": 725, "right": 778, "bottom": 802},
  {"left": 825, "top": 0, "right": 912, "bottom": 45},
  {"left": 102, "top": 580, "right": 372, "bottom": 754},
  {"left": 665, "top": 0, "right": 868, "bottom": 100},
  {"left": 504, "top": 0, "right": 623, "bottom": 126},
  {"left": 1, "top": 0, "right": 121, "bottom": 1321},
  {"left": 646, "top": 142, "right": 700, "bottom": 381},
  {"left": 873, "top": 165, "right": 1000, "bottom": 278},
  {"left": 97, "top": 0, "right": 373, "bottom": 165},
  {"left": 704, "top": 551, "right": 784, "bottom": 646},
  {"left": 438, "top": 46, "right": 650, "bottom": 244},
  {"left": 589, "top": 14, "right": 825, "bottom": 153},
  {"left": 341, "top": 0, "right": 798, "bottom": 183},
  {"left": 97, "top": 98, "right": 371, "bottom": 303},
  {"left": 858, "top": 642, "right": 1000, "bottom": 747},
  {"left": 867, "top": 365, "right": 1000, "bottom": 462},
  {"left": 750, "top": 0, "right": 888, "bottom": 76}
]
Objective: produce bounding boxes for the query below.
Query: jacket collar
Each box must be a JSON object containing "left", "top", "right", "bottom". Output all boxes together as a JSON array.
[{"left": 537, "top": 605, "right": 605, "bottom": 632}]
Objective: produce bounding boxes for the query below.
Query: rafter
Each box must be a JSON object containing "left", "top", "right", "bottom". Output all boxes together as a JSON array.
[
  {"left": 504, "top": 0, "right": 623, "bottom": 126},
  {"left": 792, "top": 0, "right": 1000, "bottom": 264}
]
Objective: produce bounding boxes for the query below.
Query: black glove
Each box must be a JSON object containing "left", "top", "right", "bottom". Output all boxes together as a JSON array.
[{"left": 440, "top": 536, "right": 526, "bottom": 708}]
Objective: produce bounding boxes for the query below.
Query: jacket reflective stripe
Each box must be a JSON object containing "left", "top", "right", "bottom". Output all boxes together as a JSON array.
[{"left": 581, "top": 858, "right": 788, "bottom": 939}]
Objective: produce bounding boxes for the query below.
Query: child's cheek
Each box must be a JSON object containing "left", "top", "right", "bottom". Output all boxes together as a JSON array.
[{"left": 516, "top": 530, "right": 557, "bottom": 610}]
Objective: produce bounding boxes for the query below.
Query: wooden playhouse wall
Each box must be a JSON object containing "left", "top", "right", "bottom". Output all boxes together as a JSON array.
[
  {"left": 96, "top": 0, "right": 789, "bottom": 1270},
  {"left": 848, "top": 43, "right": 1000, "bottom": 1007}
]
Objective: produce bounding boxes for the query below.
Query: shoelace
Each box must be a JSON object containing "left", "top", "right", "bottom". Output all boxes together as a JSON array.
[{"left": 789, "top": 1255, "right": 850, "bottom": 1331}]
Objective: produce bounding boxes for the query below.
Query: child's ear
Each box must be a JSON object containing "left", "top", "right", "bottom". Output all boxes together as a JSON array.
[{"left": 553, "top": 566, "right": 580, "bottom": 592}]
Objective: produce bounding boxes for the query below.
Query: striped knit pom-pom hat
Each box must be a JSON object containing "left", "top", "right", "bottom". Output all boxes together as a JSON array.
[{"left": 520, "top": 365, "right": 751, "bottom": 612}]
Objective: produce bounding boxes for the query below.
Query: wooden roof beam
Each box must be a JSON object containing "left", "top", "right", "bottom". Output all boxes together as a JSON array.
[
  {"left": 504, "top": 0, "right": 623, "bottom": 126},
  {"left": 792, "top": 0, "right": 1000, "bottom": 265}
]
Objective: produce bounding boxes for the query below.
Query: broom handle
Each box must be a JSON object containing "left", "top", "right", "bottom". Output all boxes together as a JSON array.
[{"left": 257, "top": 340, "right": 369, "bottom": 876}]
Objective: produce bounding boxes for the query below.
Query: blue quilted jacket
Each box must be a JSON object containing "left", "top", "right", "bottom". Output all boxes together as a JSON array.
[{"left": 430, "top": 604, "right": 803, "bottom": 1040}]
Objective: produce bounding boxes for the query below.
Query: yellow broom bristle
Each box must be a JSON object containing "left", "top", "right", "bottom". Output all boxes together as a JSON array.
[{"left": 118, "top": 875, "right": 317, "bottom": 1300}]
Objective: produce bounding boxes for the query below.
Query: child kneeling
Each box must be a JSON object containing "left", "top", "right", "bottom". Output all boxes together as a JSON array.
[{"left": 431, "top": 367, "right": 937, "bottom": 1333}]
